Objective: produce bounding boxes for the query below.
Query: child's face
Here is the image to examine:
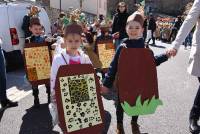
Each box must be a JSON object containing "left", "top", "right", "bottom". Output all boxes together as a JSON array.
[
  {"left": 126, "top": 21, "right": 143, "bottom": 39},
  {"left": 29, "top": 25, "right": 43, "bottom": 36},
  {"left": 119, "top": 5, "right": 126, "bottom": 13},
  {"left": 64, "top": 34, "right": 82, "bottom": 51}
]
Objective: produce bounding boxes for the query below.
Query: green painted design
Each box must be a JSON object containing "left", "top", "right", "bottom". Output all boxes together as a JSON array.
[
  {"left": 140, "top": 0, "right": 145, "bottom": 6},
  {"left": 121, "top": 95, "right": 163, "bottom": 116},
  {"left": 63, "top": 17, "right": 70, "bottom": 26}
]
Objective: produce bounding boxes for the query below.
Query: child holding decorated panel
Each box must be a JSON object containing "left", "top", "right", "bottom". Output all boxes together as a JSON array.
[
  {"left": 25, "top": 17, "right": 53, "bottom": 108},
  {"left": 101, "top": 12, "right": 171, "bottom": 134},
  {"left": 49, "top": 22, "right": 92, "bottom": 127}
]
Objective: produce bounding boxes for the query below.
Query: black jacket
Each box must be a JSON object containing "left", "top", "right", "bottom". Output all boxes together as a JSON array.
[
  {"left": 22, "top": 15, "right": 32, "bottom": 38},
  {"left": 25, "top": 35, "right": 47, "bottom": 44},
  {"left": 112, "top": 11, "right": 129, "bottom": 40},
  {"left": 173, "top": 19, "right": 183, "bottom": 30},
  {"left": 103, "top": 38, "right": 168, "bottom": 88},
  {"left": 148, "top": 18, "right": 157, "bottom": 31}
]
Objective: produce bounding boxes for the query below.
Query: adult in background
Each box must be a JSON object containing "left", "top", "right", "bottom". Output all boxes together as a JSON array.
[
  {"left": 0, "top": 38, "right": 18, "bottom": 108},
  {"left": 167, "top": 0, "right": 200, "bottom": 133},
  {"left": 147, "top": 14, "right": 157, "bottom": 45},
  {"left": 112, "top": 2, "right": 129, "bottom": 49},
  {"left": 143, "top": 16, "right": 148, "bottom": 41},
  {"left": 22, "top": 6, "right": 40, "bottom": 38},
  {"left": 168, "top": 16, "right": 183, "bottom": 42}
]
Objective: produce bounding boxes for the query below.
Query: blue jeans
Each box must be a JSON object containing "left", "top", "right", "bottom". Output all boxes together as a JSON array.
[{"left": 0, "top": 48, "right": 7, "bottom": 101}]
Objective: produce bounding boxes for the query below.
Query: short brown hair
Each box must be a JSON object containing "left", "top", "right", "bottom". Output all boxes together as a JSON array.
[
  {"left": 127, "top": 12, "right": 144, "bottom": 26},
  {"left": 64, "top": 23, "right": 83, "bottom": 37},
  {"left": 29, "top": 17, "right": 41, "bottom": 27}
]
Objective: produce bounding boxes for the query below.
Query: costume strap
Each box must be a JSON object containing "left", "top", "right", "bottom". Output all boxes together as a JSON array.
[{"left": 61, "top": 53, "right": 68, "bottom": 64}]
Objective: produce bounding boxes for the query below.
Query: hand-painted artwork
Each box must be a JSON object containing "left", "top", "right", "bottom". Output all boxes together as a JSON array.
[
  {"left": 24, "top": 43, "right": 51, "bottom": 86},
  {"left": 97, "top": 42, "right": 115, "bottom": 69},
  {"left": 27, "top": 67, "right": 38, "bottom": 81},
  {"left": 59, "top": 74, "right": 102, "bottom": 132},
  {"left": 118, "top": 48, "right": 163, "bottom": 117},
  {"left": 55, "top": 64, "right": 104, "bottom": 134}
]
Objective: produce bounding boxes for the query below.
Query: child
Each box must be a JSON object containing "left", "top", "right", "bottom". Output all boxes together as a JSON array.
[
  {"left": 49, "top": 22, "right": 92, "bottom": 127},
  {"left": 25, "top": 17, "right": 52, "bottom": 108},
  {"left": 101, "top": 12, "right": 170, "bottom": 134}
]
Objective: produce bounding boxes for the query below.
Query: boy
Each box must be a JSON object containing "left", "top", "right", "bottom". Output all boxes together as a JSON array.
[
  {"left": 25, "top": 17, "right": 51, "bottom": 108},
  {"left": 101, "top": 12, "right": 171, "bottom": 134}
]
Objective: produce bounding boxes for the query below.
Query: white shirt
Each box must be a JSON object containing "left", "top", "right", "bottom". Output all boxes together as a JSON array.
[{"left": 50, "top": 49, "right": 92, "bottom": 92}]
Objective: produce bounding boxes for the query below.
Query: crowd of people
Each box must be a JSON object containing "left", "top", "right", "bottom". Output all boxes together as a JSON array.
[{"left": 0, "top": 0, "right": 200, "bottom": 134}]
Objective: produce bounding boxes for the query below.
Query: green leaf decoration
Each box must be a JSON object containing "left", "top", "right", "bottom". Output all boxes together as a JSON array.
[
  {"left": 79, "top": 13, "right": 85, "bottom": 22},
  {"left": 121, "top": 95, "right": 163, "bottom": 116},
  {"left": 136, "top": 95, "right": 142, "bottom": 107},
  {"left": 63, "top": 17, "right": 70, "bottom": 26}
]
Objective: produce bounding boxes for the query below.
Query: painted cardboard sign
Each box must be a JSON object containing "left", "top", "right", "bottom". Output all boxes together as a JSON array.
[
  {"left": 97, "top": 40, "right": 115, "bottom": 70},
  {"left": 118, "top": 48, "right": 163, "bottom": 116},
  {"left": 55, "top": 64, "right": 105, "bottom": 134},
  {"left": 24, "top": 43, "right": 51, "bottom": 86}
]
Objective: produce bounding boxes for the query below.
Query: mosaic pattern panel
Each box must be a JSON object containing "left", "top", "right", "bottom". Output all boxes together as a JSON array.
[
  {"left": 24, "top": 46, "right": 51, "bottom": 81},
  {"left": 59, "top": 74, "right": 102, "bottom": 132}
]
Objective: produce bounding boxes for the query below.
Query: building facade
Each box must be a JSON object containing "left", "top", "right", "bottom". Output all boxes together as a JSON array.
[{"left": 50, "top": 0, "right": 107, "bottom": 17}]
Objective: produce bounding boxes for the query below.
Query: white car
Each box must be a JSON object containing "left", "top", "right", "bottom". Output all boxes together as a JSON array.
[{"left": 0, "top": 1, "right": 51, "bottom": 70}]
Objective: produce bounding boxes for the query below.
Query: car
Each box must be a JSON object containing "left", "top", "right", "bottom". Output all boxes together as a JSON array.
[{"left": 0, "top": 1, "right": 51, "bottom": 71}]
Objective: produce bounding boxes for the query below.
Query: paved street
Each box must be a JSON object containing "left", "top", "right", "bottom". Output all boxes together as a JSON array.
[{"left": 0, "top": 41, "right": 199, "bottom": 134}]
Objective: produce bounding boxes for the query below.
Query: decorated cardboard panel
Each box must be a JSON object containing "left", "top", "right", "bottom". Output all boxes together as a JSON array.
[
  {"left": 24, "top": 43, "right": 51, "bottom": 86},
  {"left": 118, "top": 48, "right": 163, "bottom": 116},
  {"left": 55, "top": 64, "right": 104, "bottom": 134},
  {"left": 97, "top": 40, "right": 115, "bottom": 70}
]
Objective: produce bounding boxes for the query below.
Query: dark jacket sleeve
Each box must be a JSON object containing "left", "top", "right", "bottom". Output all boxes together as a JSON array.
[
  {"left": 154, "top": 53, "right": 168, "bottom": 66},
  {"left": 22, "top": 15, "right": 29, "bottom": 31},
  {"left": 103, "top": 46, "right": 123, "bottom": 88},
  {"left": 111, "top": 14, "right": 118, "bottom": 34}
]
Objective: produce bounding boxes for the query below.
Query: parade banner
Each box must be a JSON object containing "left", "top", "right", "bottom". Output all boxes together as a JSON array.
[
  {"left": 23, "top": 43, "right": 52, "bottom": 86},
  {"left": 97, "top": 40, "right": 115, "bottom": 71},
  {"left": 118, "top": 48, "right": 163, "bottom": 116},
  {"left": 55, "top": 64, "right": 104, "bottom": 134}
]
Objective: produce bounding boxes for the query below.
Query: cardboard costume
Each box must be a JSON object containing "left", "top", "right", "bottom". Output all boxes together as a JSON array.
[
  {"left": 96, "top": 40, "right": 115, "bottom": 71},
  {"left": 118, "top": 48, "right": 163, "bottom": 116},
  {"left": 55, "top": 64, "right": 104, "bottom": 134},
  {"left": 23, "top": 43, "right": 52, "bottom": 86}
]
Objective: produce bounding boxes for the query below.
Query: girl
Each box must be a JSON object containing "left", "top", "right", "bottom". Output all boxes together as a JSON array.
[
  {"left": 49, "top": 22, "right": 92, "bottom": 128},
  {"left": 101, "top": 12, "right": 170, "bottom": 134}
]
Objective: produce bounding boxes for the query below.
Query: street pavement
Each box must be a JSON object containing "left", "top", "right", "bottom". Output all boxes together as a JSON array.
[{"left": 0, "top": 41, "right": 199, "bottom": 134}]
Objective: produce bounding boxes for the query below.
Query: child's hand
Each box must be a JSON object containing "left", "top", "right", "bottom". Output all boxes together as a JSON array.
[
  {"left": 100, "top": 86, "right": 109, "bottom": 95},
  {"left": 45, "top": 37, "right": 53, "bottom": 43},
  {"left": 112, "top": 32, "right": 120, "bottom": 39},
  {"left": 51, "top": 43, "right": 56, "bottom": 50},
  {"left": 166, "top": 48, "right": 178, "bottom": 57},
  {"left": 165, "top": 50, "right": 172, "bottom": 58}
]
